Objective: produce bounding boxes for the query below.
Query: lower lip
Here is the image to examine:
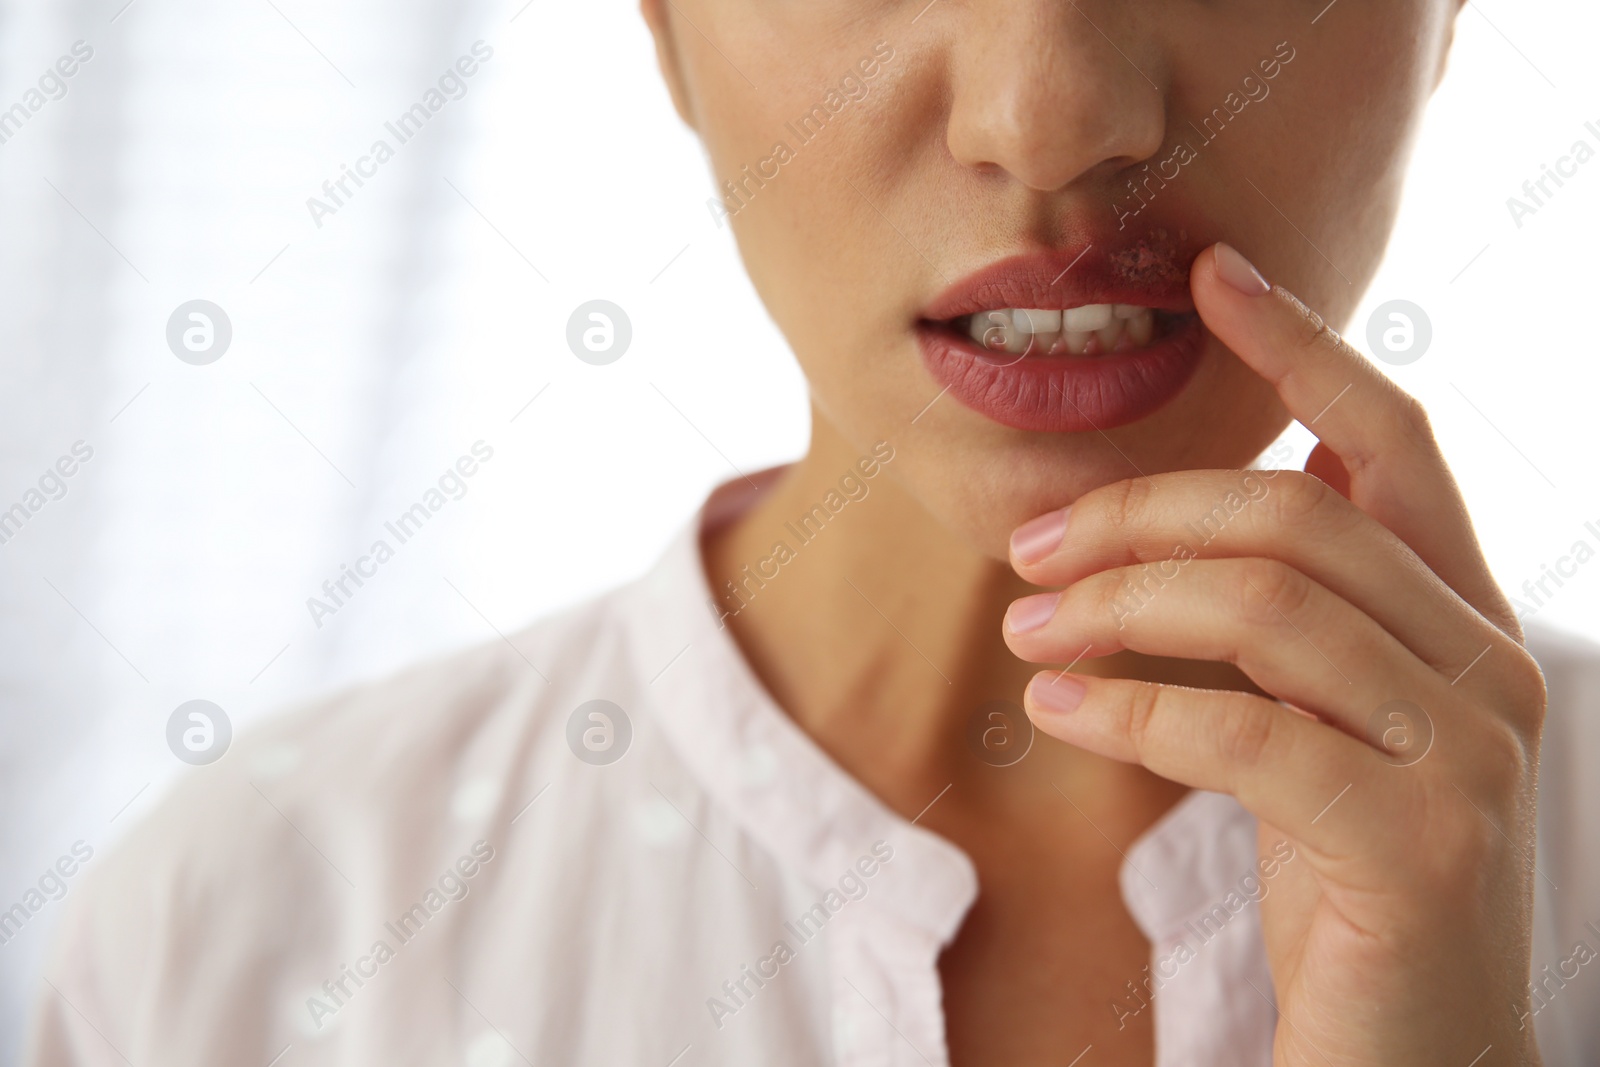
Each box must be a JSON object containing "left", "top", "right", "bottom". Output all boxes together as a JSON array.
[{"left": 916, "top": 316, "right": 1206, "bottom": 432}]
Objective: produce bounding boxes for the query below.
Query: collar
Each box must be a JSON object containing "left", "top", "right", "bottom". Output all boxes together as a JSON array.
[{"left": 616, "top": 468, "right": 1257, "bottom": 951}]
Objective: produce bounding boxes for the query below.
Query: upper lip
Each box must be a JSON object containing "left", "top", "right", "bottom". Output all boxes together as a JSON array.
[{"left": 919, "top": 241, "right": 1202, "bottom": 323}]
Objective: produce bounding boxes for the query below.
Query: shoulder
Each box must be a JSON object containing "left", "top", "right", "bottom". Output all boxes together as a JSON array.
[
  {"left": 26, "top": 582, "right": 644, "bottom": 1062},
  {"left": 123, "top": 580, "right": 638, "bottom": 875},
  {"left": 175, "top": 580, "right": 631, "bottom": 836}
]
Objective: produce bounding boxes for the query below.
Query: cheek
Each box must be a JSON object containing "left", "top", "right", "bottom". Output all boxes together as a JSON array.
[
  {"left": 697, "top": 71, "right": 926, "bottom": 433},
  {"left": 1193, "top": 18, "right": 1441, "bottom": 317}
]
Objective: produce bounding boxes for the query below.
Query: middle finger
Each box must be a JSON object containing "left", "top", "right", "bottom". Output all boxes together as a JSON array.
[{"left": 1004, "top": 555, "right": 1453, "bottom": 742}]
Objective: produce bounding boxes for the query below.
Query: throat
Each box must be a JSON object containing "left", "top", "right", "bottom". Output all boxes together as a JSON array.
[
  {"left": 700, "top": 423, "right": 1047, "bottom": 812},
  {"left": 699, "top": 415, "right": 1254, "bottom": 825}
]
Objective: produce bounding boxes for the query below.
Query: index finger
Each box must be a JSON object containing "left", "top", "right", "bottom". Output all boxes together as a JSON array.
[{"left": 1191, "top": 243, "right": 1514, "bottom": 633}]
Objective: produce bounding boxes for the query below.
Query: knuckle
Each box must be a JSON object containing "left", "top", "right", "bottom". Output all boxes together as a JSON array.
[
  {"left": 1101, "top": 477, "right": 1156, "bottom": 536},
  {"left": 1215, "top": 702, "right": 1277, "bottom": 769},
  {"left": 1266, "top": 470, "right": 1344, "bottom": 532},
  {"left": 1106, "top": 564, "right": 1161, "bottom": 619},
  {"left": 1504, "top": 647, "right": 1550, "bottom": 735},
  {"left": 1456, "top": 638, "right": 1548, "bottom": 741},
  {"left": 1389, "top": 391, "right": 1436, "bottom": 448},
  {"left": 1235, "top": 558, "right": 1314, "bottom": 632},
  {"left": 1124, "top": 681, "right": 1165, "bottom": 757},
  {"left": 1480, "top": 644, "right": 1548, "bottom": 752}
]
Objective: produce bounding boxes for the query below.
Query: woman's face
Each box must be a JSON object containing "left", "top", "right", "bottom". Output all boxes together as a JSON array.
[{"left": 645, "top": 0, "right": 1458, "bottom": 558}]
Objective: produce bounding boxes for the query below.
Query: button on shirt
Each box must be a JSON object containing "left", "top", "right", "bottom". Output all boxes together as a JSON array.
[{"left": 25, "top": 473, "right": 1600, "bottom": 1066}]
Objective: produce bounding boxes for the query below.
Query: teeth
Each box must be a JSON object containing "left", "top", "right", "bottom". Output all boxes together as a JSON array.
[
  {"left": 968, "top": 310, "right": 1003, "bottom": 347},
  {"left": 1063, "top": 304, "right": 1113, "bottom": 331},
  {"left": 1062, "top": 330, "right": 1093, "bottom": 356},
  {"left": 1127, "top": 311, "right": 1154, "bottom": 345},
  {"left": 968, "top": 310, "right": 1031, "bottom": 354},
  {"left": 1003, "top": 325, "right": 1030, "bottom": 354},
  {"left": 963, "top": 304, "right": 1157, "bottom": 356},
  {"left": 1010, "top": 310, "right": 1059, "bottom": 354},
  {"left": 1012, "top": 309, "right": 1061, "bottom": 333}
]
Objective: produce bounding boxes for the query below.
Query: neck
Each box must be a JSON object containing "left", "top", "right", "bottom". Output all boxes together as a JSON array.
[
  {"left": 702, "top": 410, "right": 1218, "bottom": 822},
  {"left": 707, "top": 412, "right": 1027, "bottom": 775}
]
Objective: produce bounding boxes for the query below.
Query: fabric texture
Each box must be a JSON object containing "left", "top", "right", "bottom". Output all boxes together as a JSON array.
[{"left": 24, "top": 473, "right": 1600, "bottom": 1066}]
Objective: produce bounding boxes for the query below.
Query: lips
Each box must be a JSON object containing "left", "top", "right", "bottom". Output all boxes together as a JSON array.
[{"left": 916, "top": 241, "right": 1207, "bottom": 433}]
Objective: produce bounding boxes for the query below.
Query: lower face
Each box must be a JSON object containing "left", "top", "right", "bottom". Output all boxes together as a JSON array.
[{"left": 666, "top": 0, "right": 1453, "bottom": 558}]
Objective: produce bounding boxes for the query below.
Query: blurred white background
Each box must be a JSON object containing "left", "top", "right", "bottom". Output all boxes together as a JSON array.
[{"left": 0, "top": 0, "right": 1596, "bottom": 1058}]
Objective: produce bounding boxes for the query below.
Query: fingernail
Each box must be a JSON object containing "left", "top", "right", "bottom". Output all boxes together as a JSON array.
[
  {"left": 1005, "top": 592, "right": 1059, "bottom": 635},
  {"left": 1027, "top": 672, "right": 1087, "bottom": 715},
  {"left": 1011, "top": 507, "right": 1070, "bottom": 564},
  {"left": 1214, "top": 243, "right": 1271, "bottom": 297}
]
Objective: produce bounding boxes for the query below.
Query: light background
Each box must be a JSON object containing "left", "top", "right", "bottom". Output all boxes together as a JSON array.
[{"left": 0, "top": 0, "right": 1596, "bottom": 1058}]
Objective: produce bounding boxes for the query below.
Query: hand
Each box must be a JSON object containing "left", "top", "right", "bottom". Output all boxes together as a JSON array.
[{"left": 1001, "top": 243, "right": 1548, "bottom": 1066}]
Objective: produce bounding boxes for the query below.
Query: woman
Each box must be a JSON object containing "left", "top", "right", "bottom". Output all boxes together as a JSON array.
[{"left": 27, "top": 0, "right": 1600, "bottom": 1064}]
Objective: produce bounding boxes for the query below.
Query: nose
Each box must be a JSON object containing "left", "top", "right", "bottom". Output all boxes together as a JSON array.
[{"left": 944, "top": 0, "right": 1168, "bottom": 192}]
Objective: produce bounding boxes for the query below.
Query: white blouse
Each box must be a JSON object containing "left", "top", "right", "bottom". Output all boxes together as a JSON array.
[{"left": 25, "top": 473, "right": 1600, "bottom": 1066}]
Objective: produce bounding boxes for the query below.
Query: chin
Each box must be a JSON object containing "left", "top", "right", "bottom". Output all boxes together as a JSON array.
[{"left": 878, "top": 364, "right": 1289, "bottom": 564}]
